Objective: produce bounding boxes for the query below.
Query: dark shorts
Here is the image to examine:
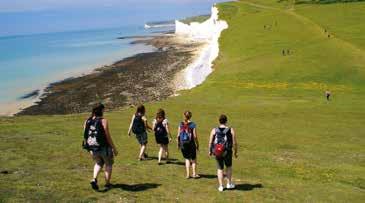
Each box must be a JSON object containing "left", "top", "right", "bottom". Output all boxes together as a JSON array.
[
  {"left": 155, "top": 135, "right": 169, "bottom": 145},
  {"left": 216, "top": 150, "right": 232, "bottom": 170},
  {"left": 181, "top": 143, "right": 197, "bottom": 160},
  {"left": 135, "top": 132, "right": 148, "bottom": 145},
  {"left": 92, "top": 146, "right": 114, "bottom": 167}
]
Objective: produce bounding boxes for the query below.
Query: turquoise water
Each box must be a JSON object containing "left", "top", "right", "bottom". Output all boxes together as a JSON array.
[{"left": 0, "top": 25, "right": 169, "bottom": 103}]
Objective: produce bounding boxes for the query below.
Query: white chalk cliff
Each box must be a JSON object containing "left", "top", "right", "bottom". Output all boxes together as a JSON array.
[{"left": 175, "top": 6, "right": 228, "bottom": 89}]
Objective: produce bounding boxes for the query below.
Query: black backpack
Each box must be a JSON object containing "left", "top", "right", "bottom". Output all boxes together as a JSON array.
[
  {"left": 154, "top": 121, "right": 167, "bottom": 138},
  {"left": 83, "top": 117, "right": 106, "bottom": 151},
  {"left": 213, "top": 127, "right": 231, "bottom": 157},
  {"left": 132, "top": 114, "right": 146, "bottom": 134}
]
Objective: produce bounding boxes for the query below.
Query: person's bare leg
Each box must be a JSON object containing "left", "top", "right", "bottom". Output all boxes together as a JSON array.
[
  {"left": 226, "top": 167, "right": 232, "bottom": 185},
  {"left": 104, "top": 164, "right": 112, "bottom": 185},
  {"left": 217, "top": 169, "right": 224, "bottom": 187},
  {"left": 139, "top": 145, "right": 146, "bottom": 159},
  {"left": 192, "top": 159, "right": 197, "bottom": 177},
  {"left": 93, "top": 163, "right": 102, "bottom": 180},
  {"left": 185, "top": 159, "right": 190, "bottom": 178},
  {"left": 158, "top": 145, "right": 163, "bottom": 163},
  {"left": 164, "top": 145, "right": 169, "bottom": 160}
]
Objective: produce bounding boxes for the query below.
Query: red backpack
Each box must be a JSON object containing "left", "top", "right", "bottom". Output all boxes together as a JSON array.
[{"left": 214, "top": 128, "right": 230, "bottom": 158}]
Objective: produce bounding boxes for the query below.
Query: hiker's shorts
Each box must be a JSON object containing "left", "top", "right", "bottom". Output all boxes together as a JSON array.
[
  {"left": 92, "top": 146, "right": 114, "bottom": 166},
  {"left": 135, "top": 132, "right": 148, "bottom": 145},
  {"left": 215, "top": 150, "right": 232, "bottom": 170},
  {"left": 181, "top": 143, "right": 197, "bottom": 160},
  {"left": 155, "top": 135, "right": 169, "bottom": 145}
]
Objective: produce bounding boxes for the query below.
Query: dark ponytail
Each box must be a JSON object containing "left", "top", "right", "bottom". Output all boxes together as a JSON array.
[
  {"left": 136, "top": 104, "right": 146, "bottom": 116},
  {"left": 91, "top": 103, "right": 105, "bottom": 118}
]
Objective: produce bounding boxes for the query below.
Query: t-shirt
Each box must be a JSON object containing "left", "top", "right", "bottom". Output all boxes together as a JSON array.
[
  {"left": 189, "top": 122, "right": 196, "bottom": 129},
  {"left": 180, "top": 122, "right": 196, "bottom": 136}
]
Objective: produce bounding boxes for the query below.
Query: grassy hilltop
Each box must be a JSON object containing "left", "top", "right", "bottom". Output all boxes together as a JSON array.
[{"left": 1, "top": 0, "right": 364, "bottom": 202}]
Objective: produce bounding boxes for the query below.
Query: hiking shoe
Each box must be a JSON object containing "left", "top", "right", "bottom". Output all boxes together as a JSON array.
[
  {"left": 90, "top": 179, "right": 98, "bottom": 191},
  {"left": 158, "top": 162, "right": 163, "bottom": 165},
  {"left": 226, "top": 183, "right": 235, "bottom": 189},
  {"left": 143, "top": 153, "right": 148, "bottom": 158},
  {"left": 218, "top": 185, "right": 224, "bottom": 192},
  {"left": 104, "top": 183, "right": 112, "bottom": 191}
]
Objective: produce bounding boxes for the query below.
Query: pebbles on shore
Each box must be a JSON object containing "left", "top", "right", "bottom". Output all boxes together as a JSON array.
[{"left": 17, "top": 35, "right": 205, "bottom": 115}]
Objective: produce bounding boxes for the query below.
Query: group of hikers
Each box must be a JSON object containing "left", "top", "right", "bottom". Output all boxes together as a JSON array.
[{"left": 83, "top": 103, "right": 238, "bottom": 192}]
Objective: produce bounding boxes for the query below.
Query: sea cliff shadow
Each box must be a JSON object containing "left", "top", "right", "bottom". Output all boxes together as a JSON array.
[
  {"left": 234, "top": 183, "right": 263, "bottom": 191},
  {"left": 100, "top": 183, "right": 161, "bottom": 192}
]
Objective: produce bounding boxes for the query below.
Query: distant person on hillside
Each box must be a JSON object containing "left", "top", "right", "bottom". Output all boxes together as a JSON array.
[
  {"left": 177, "top": 111, "right": 200, "bottom": 179},
  {"left": 282, "top": 49, "right": 286, "bottom": 56},
  {"left": 325, "top": 90, "right": 331, "bottom": 101},
  {"left": 209, "top": 114, "right": 238, "bottom": 192},
  {"left": 128, "top": 105, "right": 152, "bottom": 161},
  {"left": 152, "top": 108, "right": 172, "bottom": 165},
  {"left": 83, "top": 103, "right": 118, "bottom": 191}
]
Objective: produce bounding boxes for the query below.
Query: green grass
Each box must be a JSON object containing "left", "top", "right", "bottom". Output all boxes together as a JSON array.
[
  {"left": 1, "top": 0, "right": 365, "bottom": 202},
  {"left": 181, "top": 15, "right": 211, "bottom": 24}
]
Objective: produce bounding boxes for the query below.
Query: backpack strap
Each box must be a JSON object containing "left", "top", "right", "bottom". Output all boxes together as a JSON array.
[{"left": 222, "top": 127, "right": 230, "bottom": 135}]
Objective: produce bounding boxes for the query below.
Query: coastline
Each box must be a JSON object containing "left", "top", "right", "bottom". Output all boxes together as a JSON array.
[
  {"left": 3, "top": 6, "right": 227, "bottom": 116},
  {"left": 0, "top": 42, "right": 157, "bottom": 117},
  {"left": 15, "top": 34, "right": 205, "bottom": 115}
]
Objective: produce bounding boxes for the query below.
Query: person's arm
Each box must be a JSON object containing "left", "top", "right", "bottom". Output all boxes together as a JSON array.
[
  {"left": 177, "top": 126, "right": 181, "bottom": 149},
  {"left": 165, "top": 120, "right": 172, "bottom": 140},
  {"left": 143, "top": 116, "right": 153, "bottom": 131},
  {"left": 231, "top": 128, "right": 238, "bottom": 158},
  {"left": 127, "top": 115, "right": 135, "bottom": 136},
  {"left": 208, "top": 129, "right": 215, "bottom": 156},
  {"left": 83, "top": 120, "right": 92, "bottom": 154},
  {"left": 152, "top": 119, "right": 156, "bottom": 132},
  {"left": 102, "top": 119, "right": 118, "bottom": 156},
  {"left": 193, "top": 128, "right": 199, "bottom": 151}
]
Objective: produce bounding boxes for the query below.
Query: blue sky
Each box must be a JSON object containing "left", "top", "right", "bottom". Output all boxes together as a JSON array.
[{"left": 0, "top": 0, "right": 226, "bottom": 36}]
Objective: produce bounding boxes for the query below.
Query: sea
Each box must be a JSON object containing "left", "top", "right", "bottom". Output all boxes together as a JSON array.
[
  {"left": 0, "top": 25, "right": 169, "bottom": 104},
  {"left": 0, "top": 1, "right": 226, "bottom": 107}
]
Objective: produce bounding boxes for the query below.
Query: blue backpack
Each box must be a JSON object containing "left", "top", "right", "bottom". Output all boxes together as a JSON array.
[{"left": 179, "top": 122, "right": 193, "bottom": 148}]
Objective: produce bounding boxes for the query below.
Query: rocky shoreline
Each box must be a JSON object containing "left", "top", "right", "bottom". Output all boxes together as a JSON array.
[{"left": 17, "top": 34, "right": 204, "bottom": 115}]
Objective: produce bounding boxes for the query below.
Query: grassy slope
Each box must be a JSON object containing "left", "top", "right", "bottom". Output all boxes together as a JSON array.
[
  {"left": 181, "top": 15, "right": 211, "bottom": 24},
  {"left": 1, "top": 0, "right": 364, "bottom": 202}
]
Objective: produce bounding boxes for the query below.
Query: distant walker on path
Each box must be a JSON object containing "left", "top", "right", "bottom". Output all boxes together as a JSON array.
[{"left": 325, "top": 90, "right": 331, "bottom": 101}]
